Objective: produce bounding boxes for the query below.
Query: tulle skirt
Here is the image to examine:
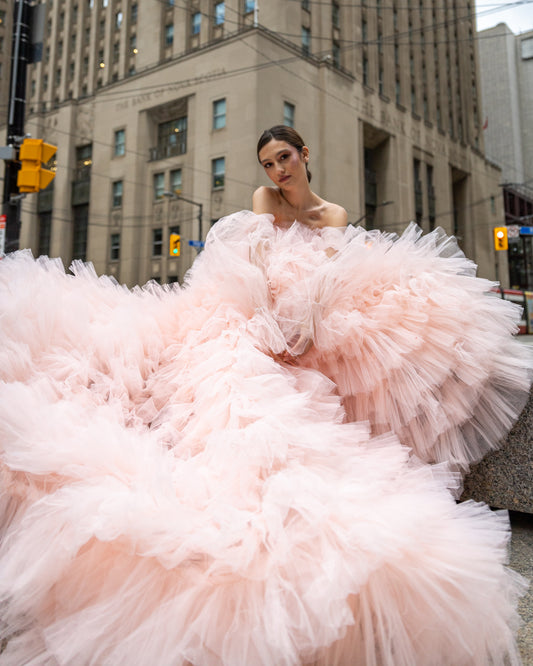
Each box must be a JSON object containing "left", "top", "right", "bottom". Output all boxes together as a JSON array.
[{"left": 0, "top": 211, "right": 530, "bottom": 665}]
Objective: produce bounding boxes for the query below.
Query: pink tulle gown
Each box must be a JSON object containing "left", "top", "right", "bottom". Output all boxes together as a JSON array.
[{"left": 0, "top": 211, "right": 531, "bottom": 666}]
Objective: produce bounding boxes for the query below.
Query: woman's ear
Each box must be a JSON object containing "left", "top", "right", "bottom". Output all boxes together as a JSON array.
[{"left": 302, "top": 146, "right": 310, "bottom": 162}]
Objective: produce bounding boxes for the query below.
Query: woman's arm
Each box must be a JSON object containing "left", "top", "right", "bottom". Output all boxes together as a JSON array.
[
  {"left": 325, "top": 205, "right": 348, "bottom": 228},
  {"left": 252, "top": 186, "right": 278, "bottom": 215}
]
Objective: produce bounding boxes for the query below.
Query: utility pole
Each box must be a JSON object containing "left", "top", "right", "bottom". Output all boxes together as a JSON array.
[{"left": 2, "top": 0, "right": 32, "bottom": 254}]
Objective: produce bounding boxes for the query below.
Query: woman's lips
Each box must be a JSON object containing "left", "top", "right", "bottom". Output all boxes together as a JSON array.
[{"left": 279, "top": 175, "right": 290, "bottom": 183}]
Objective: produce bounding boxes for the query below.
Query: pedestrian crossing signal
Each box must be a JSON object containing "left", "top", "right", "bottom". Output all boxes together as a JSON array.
[
  {"left": 493, "top": 227, "right": 508, "bottom": 251},
  {"left": 169, "top": 233, "right": 181, "bottom": 256}
]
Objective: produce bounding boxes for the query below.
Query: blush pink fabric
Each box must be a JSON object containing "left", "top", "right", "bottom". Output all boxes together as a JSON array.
[{"left": 0, "top": 211, "right": 530, "bottom": 665}]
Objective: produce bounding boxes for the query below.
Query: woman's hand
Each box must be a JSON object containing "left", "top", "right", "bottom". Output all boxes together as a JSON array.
[{"left": 271, "top": 331, "right": 314, "bottom": 365}]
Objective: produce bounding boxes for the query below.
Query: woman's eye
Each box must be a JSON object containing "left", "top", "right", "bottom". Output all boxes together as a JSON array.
[
  {"left": 264, "top": 162, "right": 272, "bottom": 168},
  {"left": 280, "top": 154, "right": 288, "bottom": 161}
]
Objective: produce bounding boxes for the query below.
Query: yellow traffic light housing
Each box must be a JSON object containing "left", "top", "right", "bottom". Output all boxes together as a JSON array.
[
  {"left": 169, "top": 233, "right": 181, "bottom": 257},
  {"left": 493, "top": 226, "right": 508, "bottom": 251},
  {"left": 17, "top": 139, "right": 57, "bottom": 193}
]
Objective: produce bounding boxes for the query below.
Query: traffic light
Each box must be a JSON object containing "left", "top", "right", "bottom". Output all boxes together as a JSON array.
[
  {"left": 493, "top": 226, "right": 508, "bottom": 251},
  {"left": 169, "top": 233, "right": 181, "bottom": 257},
  {"left": 17, "top": 139, "right": 57, "bottom": 193}
]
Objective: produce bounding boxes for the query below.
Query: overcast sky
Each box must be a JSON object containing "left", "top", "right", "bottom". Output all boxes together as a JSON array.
[{"left": 475, "top": 0, "right": 533, "bottom": 34}]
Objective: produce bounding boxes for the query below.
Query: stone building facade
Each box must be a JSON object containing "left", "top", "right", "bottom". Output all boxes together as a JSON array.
[
  {"left": 478, "top": 24, "right": 533, "bottom": 290},
  {"left": 1, "top": 0, "right": 504, "bottom": 286}
]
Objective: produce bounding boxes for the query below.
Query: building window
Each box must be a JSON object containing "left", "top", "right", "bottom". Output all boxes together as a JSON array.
[
  {"left": 170, "top": 169, "right": 182, "bottom": 194},
  {"left": 115, "top": 11, "right": 123, "bottom": 29},
  {"left": 43, "top": 74, "right": 49, "bottom": 91},
  {"left": 131, "top": 4, "right": 138, "bottom": 24},
  {"left": 191, "top": 12, "right": 201, "bottom": 35},
  {"left": 112, "top": 180, "right": 123, "bottom": 208},
  {"left": 212, "top": 157, "right": 225, "bottom": 189},
  {"left": 72, "top": 205, "right": 89, "bottom": 261},
  {"left": 283, "top": 101, "right": 295, "bottom": 127},
  {"left": 165, "top": 24, "right": 174, "bottom": 46},
  {"left": 427, "top": 164, "right": 435, "bottom": 230},
  {"left": 213, "top": 98, "right": 226, "bottom": 129},
  {"left": 332, "top": 2, "right": 340, "bottom": 28},
  {"left": 83, "top": 57, "right": 89, "bottom": 74},
  {"left": 69, "top": 62, "right": 75, "bottom": 79},
  {"left": 114, "top": 129, "right": 125, "bottom": 157},
  {"left": 154, "top": 173, "right": 165, "bottom": 199},
  {"left": 214, "top": 2, "right": 225, "bottom": 25},
  {"left": 38, "top": 212, "right": 52, "bottom": 257},
  {"left": 113, "top": 41, "right": 120, "bottom": 62},
  {"left": 152, "top": 228, "right": 163, "bottom": 256},
  {"left": 302, "top": 0, "right": 310, "bottom": 10},
  {"left": 110, "top": 233, "right": 120, "bottom": 261},
  {"left": 130, "top": 34, "right": 137, "bottom": 53},
  {"left": 157, "top": 116, "right": 187, "bottom": 158},
  {"left": 302, "top": 26, "right": 310, "bottom": 55},
  {"left": 56, "top": 69, "right": 61, "bottom": 86},
  {"left": 521, "top": 37, "right": 533, "bottom": 59},
  {"left": 363, "top": 55, "right": 369, "bottom": 86},
  {"left": 333, "top": 41, "right": 340, "bottom": 68},
  {"left": 413, "top": 159, "right": 422, "bottom": 223},
  {"left": 245, "top": 0, "right": 255, "bottom": 13}
]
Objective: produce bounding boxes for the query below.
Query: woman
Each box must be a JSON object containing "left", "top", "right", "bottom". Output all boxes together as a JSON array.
[{"left": 0, "top": 126, "right": 530, "bottom": 665}]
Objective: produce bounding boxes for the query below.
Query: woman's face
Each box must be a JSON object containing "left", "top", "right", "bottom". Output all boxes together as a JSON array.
[{"left": 258, "top": 139, "right": 308, "bottom": 188}]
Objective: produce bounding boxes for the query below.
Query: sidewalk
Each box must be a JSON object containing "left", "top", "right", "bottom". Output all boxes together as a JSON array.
[{"left": 510, "top": 511, "right": 533, "bottom": 663}]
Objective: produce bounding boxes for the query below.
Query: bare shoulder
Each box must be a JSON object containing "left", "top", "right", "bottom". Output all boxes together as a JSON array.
[
  {"left": 323, "top": 202, "right": 348, "bottom": 228},
  {"left": 252, "top": 186, "right": 280, "bottom": 214}
]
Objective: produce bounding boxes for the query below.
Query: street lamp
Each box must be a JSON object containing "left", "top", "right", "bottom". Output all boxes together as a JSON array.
[
  {"left": 353, "top": 200, "right": 394, "bottom": 226},
  {"left": 163, "top": 191, "right": 203, "bottom": 245}
]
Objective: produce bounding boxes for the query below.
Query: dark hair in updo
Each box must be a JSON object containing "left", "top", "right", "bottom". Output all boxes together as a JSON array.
[{"left": 257, "top": 125, "right": 312, "bottom": 183}]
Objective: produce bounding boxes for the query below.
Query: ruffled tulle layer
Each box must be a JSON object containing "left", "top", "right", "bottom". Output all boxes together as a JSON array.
[{"left": 0, "top": 211, "right": 530, "bottom": 665}]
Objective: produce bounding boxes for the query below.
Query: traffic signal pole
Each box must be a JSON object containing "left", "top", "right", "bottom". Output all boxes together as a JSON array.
[{"left": 2, "top": 0, "right": 31, "bottom": 254}]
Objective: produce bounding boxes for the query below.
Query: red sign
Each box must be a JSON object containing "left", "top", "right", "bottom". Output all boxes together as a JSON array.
[{"left": 0, "top": 214, "right": 6, "bottom": 229}]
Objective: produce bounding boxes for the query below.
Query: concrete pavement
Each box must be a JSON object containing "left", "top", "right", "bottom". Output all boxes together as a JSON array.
[{"left": 510, "top": 511, "right": 533, "bottom": 664}]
